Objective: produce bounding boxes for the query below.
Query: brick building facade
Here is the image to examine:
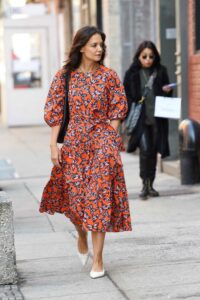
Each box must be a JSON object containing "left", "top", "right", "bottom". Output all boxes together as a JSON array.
[{"left": 188, "top": 0, "right": 200, "bottom": 122}]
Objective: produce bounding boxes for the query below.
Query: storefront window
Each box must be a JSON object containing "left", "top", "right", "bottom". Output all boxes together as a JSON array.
[{"left": 11, "top": 32, "right": 42, "bottom": 89}]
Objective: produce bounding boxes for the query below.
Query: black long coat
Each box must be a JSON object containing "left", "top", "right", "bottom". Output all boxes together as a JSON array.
[{"left": 123, "top": 64, "right": 171, "bottom": 158}]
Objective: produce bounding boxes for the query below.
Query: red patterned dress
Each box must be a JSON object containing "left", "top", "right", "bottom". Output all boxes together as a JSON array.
[{"left": 39, "top": 65, "right": 132, "bottom": 232}]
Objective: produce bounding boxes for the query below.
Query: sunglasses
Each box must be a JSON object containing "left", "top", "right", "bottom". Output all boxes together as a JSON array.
[{"left": 141, "top": 55, "right": 154, "bottom": 60}]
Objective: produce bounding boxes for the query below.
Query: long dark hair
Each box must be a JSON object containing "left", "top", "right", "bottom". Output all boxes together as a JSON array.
[
  {"left": 63, "top": 26, "right": 106, "bottom": 73},
  {"left": 132, "top": 40, "right": 161, "bottom": 69}
]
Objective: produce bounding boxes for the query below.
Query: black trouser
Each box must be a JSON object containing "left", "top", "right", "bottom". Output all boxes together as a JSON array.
[{"left": 139, "top": 124, "right": 158, "bottom": 182}]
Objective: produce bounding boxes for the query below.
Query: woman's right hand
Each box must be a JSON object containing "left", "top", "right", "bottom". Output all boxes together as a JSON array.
[
  {"left": 162, "top": 85, "right": 172, "bottom": 93},
  {"left": 50, "top": 145, "right": 62, "bottom": 168}
]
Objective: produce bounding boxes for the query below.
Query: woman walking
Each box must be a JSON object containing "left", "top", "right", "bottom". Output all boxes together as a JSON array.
[
  {"left": 39, "top": 26, "right": 132, "bottom": 278},
  {"left": 124, "top": 41, "right": 172, "bottom": 200}
]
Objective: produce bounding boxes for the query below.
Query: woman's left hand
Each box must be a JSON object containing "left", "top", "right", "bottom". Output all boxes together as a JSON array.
[{"left": 162, "top": 85, "right": 172, "bottom": 93}]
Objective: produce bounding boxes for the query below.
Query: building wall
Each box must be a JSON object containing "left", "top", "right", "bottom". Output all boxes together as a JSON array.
[
  {"left": 102, "top": 0, "right": 157, "bottom": 80},
  {"left": 188, "top": 0, "right": 200, "bottom": 122},
  {"left": 120, "top": 0, "right": 157, "bottom": 77},
  {"left": 102, "top": 0, "right": 123, "bottom": 77},
  {"left": 58, "top": 0, "right": 73, "bottom": 64}
]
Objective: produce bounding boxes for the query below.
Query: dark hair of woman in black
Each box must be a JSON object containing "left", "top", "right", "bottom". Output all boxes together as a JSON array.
[
  {"left": 132, "top": 40, "right": 161, "bottom": 69},
  {"left": 63, "top": 26, "right": 106, "bottom": 73}
]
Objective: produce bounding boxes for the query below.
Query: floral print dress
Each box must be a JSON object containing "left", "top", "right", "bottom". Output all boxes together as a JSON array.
[{"left": 39, "top": 65, "right": 132, "bottom": 232}]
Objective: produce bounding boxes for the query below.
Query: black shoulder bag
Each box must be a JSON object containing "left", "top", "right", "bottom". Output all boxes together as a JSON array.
[
  {"left": 57, "top": 72, "right": 70, "bottom": 143},
  {"left": 125, "top": 70, "right": 157, "bottom": 136}
]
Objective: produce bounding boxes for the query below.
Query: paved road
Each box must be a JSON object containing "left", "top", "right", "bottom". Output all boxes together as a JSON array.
[{"left": 1, "top": 126, "right": 200, "bottom": 300}]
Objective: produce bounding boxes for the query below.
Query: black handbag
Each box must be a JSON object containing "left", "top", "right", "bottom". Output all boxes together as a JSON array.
[
  {"left": 57, "top": 72, "right": 70, "bottom": 143},
  {"left": 125, "top": 70, "right": 157, "bottom": 136},
  {"left": 125, "top": 97, "right": 144, "bottom": 135}
]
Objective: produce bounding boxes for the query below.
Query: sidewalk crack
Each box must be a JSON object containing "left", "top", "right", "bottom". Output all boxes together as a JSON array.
[{"left": 23, "top": 182, "right": 55, "bottom": 232}]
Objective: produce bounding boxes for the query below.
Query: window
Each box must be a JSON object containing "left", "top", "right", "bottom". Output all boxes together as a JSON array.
[{"left": 11, "top": 32, "right": 42, "bottom": 89}]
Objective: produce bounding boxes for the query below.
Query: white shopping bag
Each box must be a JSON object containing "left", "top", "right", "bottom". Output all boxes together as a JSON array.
[{"left": 154, "top": 96, "right": 181, "bottom": 119}]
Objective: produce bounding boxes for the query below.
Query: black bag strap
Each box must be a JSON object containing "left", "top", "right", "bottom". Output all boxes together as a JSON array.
[
  {"left": 140, "top": 70, "right": 157, "bottom": 103},
  {"left": 63, "top": 71, "right": 70, "bottom": 124},
  {"left": 57, "top": 71, "right": 70, "bottom": 143}
]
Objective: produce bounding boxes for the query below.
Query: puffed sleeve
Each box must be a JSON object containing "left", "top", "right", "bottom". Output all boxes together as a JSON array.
[
  {"left": 44, "top": 70, "right": 65, "bottom": 127},
  {"left": 107, "top": 70, "right": 128, "bottom": 120}
]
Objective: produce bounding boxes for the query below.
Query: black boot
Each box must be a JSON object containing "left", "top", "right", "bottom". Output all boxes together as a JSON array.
[
  {"left": 148, "top": 179, "right": 159, "bottom": 197},
  {"left": 139, "top": 180, "right": 149, "bottom": 200}
]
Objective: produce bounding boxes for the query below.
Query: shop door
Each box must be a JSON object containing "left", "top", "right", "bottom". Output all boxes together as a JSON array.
[{"left": 4, "top": 28, "right": 48, "bottom": 126}]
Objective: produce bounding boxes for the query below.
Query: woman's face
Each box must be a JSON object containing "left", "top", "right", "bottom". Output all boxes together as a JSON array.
[
  {"left": 138, "top": 48, "right": 155, "bottom": 68},
  {"left": 80, "top": 33, "right": 104, "bottom": 63}
]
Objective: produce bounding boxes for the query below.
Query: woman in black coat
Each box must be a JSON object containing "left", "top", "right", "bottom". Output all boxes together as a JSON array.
[{"left": 124, "top": 41, "right": 172, "bottom": 200}]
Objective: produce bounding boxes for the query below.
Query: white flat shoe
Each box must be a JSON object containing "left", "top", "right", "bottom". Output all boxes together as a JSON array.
[
  {"left": 90, "top": 269, "right": 105, "bottom": 279},
  {"left": 77, "top": 251, "right": 89, "bottom": 266}
]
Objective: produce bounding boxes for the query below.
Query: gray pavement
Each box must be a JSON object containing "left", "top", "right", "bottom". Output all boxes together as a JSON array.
[{"left": 1, "top": 125, "right": 200, "bottom": 300}]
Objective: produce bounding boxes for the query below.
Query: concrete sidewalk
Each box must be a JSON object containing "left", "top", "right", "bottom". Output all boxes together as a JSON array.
[{"left": 1, "top": 126, "right": 200, "bottom": 300}]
